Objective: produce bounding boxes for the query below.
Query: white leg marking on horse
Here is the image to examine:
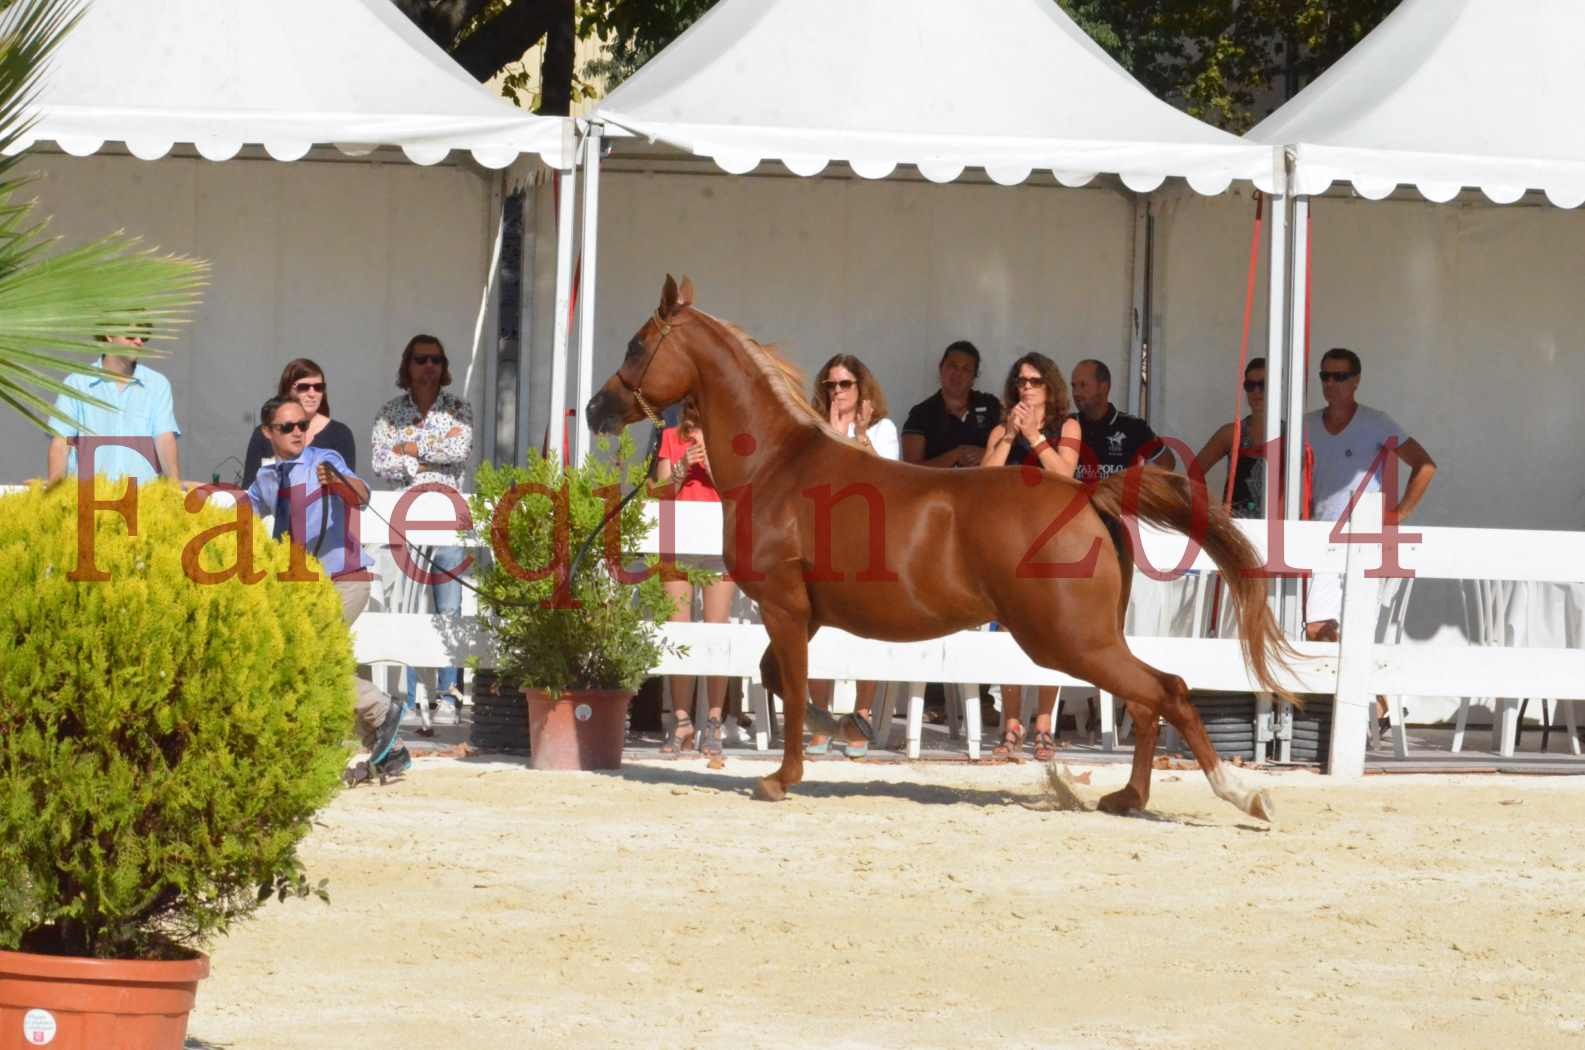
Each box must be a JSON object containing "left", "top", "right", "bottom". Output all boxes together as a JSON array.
[{"left": 1207, "top": 764, "right": 1275, "bottom": 822}]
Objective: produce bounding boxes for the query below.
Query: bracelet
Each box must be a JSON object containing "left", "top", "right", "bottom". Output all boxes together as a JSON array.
[{"left": 1028, "top": 439, "right": 1052, "bottom": 460}]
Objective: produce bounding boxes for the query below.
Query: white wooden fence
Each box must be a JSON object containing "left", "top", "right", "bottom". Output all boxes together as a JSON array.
[
  {"left": 345, "top": 489, "right": 1585, "bottom": 778},
  {"left": 11, "top": 481, "right": 1581, "bottom": 776}
]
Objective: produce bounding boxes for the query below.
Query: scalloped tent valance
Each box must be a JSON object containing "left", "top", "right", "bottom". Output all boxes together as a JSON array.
[
  {"left": 1248, "top": 0, "right": 1585, "bottom": 208},
  {"left": 3, "top": 0, "right": 570, "bottom": 170},
  {"left": 594, "top": 0, "right": 1275, "bottom": 193}
]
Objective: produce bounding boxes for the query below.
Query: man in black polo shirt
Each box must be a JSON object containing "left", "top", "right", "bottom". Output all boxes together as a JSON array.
[
  {"left": 901, "top": 341, "right": 1003, "bottom": 467},
  {"left": 1070, "top": 358, "right": 1175, "bottom": 484}
]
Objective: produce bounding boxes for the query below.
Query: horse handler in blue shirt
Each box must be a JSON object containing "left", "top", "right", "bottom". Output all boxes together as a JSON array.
[{"left": 247, "top": 396, "right": 409, "bottom": 785}]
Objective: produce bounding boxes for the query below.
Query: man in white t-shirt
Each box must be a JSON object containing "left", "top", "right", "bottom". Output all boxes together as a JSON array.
[{"left": 1303, "top": 348, "right": 1437, "bottom": 655}]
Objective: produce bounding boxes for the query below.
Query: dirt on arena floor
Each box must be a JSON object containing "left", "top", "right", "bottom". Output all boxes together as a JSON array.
[{"left": 187, "top": 755, "right": 1585, "bottom": 1050}]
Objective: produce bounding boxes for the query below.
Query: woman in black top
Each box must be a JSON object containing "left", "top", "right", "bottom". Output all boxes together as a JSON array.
[
  {"left": 983, "top": 352, "right": 1081, "bottom": 762},
  {"left": 243, "top": 358, "right": 358, "bottom": 487},
  {"left": 1192, "top": 357, "right": 1284, "bottom": 520}
]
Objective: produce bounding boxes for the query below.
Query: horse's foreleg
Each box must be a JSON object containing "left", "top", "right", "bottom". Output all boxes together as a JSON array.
[
  {"left": 754, "top": 605, "right": 814, "bottom": 803},
  {"left": 1098, "top": 700, "right": 1159, "bottom": 815}
]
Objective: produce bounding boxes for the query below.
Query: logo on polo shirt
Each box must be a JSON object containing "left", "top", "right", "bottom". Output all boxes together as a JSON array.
[{"left": 1105, "top": 431, "right": 1127, "bottom": 455}]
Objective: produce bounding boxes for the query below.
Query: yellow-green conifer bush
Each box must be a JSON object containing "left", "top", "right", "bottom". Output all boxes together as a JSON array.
[{"left": 0, "top": 479, "right": 352, "bottom": 958}]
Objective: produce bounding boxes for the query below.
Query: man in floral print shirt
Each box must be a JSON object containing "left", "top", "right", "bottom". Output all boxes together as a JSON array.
[{"left": 372, "top": 334, "right": 475, "bottom": 732}]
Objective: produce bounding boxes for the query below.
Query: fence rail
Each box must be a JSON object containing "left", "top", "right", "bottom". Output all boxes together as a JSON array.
[{"left": 13, "top": 482, "right": 1585, "bottom": 775}]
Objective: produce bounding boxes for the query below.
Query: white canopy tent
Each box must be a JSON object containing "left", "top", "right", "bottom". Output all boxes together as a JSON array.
[
  {"left": 1249, "top": 0, "right": 1585, "bottom": 207},
  {"left": 10, "top": 0, "right": 569, "bottom": 169},
  {"left": 566, "top": 0, "right": 1281, "bottom": 463},
  {"left": 1247, "top": 0, "right": 1585, "bottom": 526},
  {"left": 0, "top": 0, "right": 577, "bottom": 480}
]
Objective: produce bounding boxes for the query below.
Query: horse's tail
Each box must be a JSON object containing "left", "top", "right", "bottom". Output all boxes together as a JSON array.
[{"left": 1088, "top": 466, "right": 1302, "bottom": 706}]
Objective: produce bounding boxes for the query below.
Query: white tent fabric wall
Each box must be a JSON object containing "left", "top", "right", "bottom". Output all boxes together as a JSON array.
[
  {"left": 0, "top": 152, "right": 496, "bottom": 489},
  {"left": 1248, "top": 0, "right": 1585, "bottom": 206},
  {"left": 589, "top": 169, "right": 1137, "bottom": 445}
]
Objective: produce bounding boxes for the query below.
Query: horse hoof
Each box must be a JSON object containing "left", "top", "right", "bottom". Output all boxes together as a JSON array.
[
  {"left": 1247, "top": 789, "right": 1275, "bottom": 823},
  {"left": 1097, "top": 788, "right": 1142, "bottom": 815},
  {"left": 754, "top": 776, "right": 787, "bottom": 802}
]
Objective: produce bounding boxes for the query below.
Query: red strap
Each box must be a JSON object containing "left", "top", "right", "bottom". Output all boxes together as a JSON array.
[{"left": 1224, "top": 192, "right": 1265, "bottom": 509}]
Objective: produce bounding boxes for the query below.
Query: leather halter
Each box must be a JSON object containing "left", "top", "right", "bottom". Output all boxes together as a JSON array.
[{"left": 619, "top": 309, "right": 690, "bottom": 427}]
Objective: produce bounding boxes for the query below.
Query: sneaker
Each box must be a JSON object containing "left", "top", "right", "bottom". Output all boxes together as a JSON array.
[{"left": 374, "top": 744, "right": 412, "bottom": 781}]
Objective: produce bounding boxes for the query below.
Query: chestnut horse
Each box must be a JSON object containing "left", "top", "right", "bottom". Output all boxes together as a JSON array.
[{"left": 588, "top": 276, "right": 1298, "bottom": 820}]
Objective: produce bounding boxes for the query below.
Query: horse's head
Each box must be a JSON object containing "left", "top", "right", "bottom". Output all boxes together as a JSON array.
[{"left": 586, "top": 274, "right": 699, "bottom": 434}]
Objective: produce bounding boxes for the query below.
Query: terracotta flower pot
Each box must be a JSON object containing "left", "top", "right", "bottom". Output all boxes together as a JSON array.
[
  {"left": 0, "top": 949, "right": 209, "bottom": 1050},
  {"left": 523, "top": 688, "right": 632, "bottom": 771}
]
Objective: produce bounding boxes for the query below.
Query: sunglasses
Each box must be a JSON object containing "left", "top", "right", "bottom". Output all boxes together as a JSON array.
[
  {"left": 293, "top": 381, "right": 326, "bottom": 393},
  {"left": 412, "top": 354, "right": 446, "bottom": 367},
  {"left": 270, "top": 419, "right": 311, "bottom": 434},
  {"left": 1015, "top": 376, "right": 1045, "bottom": 389},
  {"left": 1319, "top": 370, "right": 1357, "bottom": 383},
  {"left": 822, "top": 378, "right": 856, "bottom": 392},
  {"left": 1243, "top": 379, "right": 1265, "bottom": 393}
]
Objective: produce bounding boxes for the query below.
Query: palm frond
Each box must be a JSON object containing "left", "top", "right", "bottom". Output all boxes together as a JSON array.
[{"left": 0, "top": 0, "right": 208, "bottom": 432}]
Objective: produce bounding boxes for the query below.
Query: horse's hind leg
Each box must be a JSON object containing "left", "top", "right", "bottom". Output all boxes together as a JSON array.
[
  {"left": 1100, "top": 700, "right": 1160, "bottom": 815},
  {"left": 1062, "top": 645, "right": 1274, "bottom": 822}
]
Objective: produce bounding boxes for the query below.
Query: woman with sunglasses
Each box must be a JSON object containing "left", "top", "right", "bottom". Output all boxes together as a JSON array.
[
  {"left": 983, "top": 352, "right": 1081, "bottom": 761},
  {"left": 651, "top": 399, "right": 737, "bottom": 758},
  {"left": 242, "top": 358, "right": 357, "bottom": 487},
  {"left": 1192, "top": 357, "right": 1282, "bottom": 520},
  {"left": 372, "top": 335, "right": 475, "bottom": 735},
  {"left": 805, "top": 354, "right": 898, "bottom": 758}
]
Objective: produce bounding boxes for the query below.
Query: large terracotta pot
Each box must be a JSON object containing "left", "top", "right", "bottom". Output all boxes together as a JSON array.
[
  {"left": 0, "top": 948, "right": 209, "bottom": 1050},
  {"left": 523, "top": 688, "right": 631, "bottom": 771}
]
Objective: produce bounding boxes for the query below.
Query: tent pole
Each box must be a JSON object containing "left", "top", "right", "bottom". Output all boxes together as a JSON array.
[
  {"left": 573, "top": 122, "right": 604, "bottom": 466},
  {"left": 1257, "top": 163, "right": 1290, "bottom": 766},
  {"left": 514, "top": 180, "right": 538, "bottom": 468},
  {"left": 1283, "top": 192, "right": 1311, "bottom": 634},
  {"left": 471, "top": 174, "right": 506, "bottom": 464},
  {"left": 1125, "top": 197, "right": 1149, "bottom": 416},
  {"left": 547, "top": 121, "right": 579, "bottom": 462}
]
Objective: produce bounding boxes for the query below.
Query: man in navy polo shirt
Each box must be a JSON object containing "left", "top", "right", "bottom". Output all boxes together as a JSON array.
[
  {"left": 248, "top": 396, "right": 409, "bottom": 784},
  {"left": 1070, "top": 359, "right": 1175, "bottom": 484}
]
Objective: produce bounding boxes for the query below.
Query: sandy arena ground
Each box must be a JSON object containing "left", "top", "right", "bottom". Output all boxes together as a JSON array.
[{"left": 186, "top": 754, "right": 1585, "bottom": 1050}]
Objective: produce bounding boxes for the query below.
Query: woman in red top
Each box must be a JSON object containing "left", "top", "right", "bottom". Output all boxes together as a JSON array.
[{"left": 652, "top": 401, "right": 737, "bottom": 757}]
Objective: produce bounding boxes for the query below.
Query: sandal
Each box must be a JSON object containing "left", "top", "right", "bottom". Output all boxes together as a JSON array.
[
  {"left": 1033, "top": 730, "right": 1059, "bottom": 762},
  {"left": 839, "top": 713, "right": 874, "bottom": 760},
  {"left": 992, "top": 721, "right": 1025, "bottom": 759},
  {"left": 699, "top": 717, "right": 724, "bottom": 758},
  {"left": 660, "top": 713, "right": 695, "bottom": 755}
]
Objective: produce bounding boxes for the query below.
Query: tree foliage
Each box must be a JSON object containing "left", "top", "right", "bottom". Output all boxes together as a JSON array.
[
  {"left": 393, "top": 0, "right": 1400, "bottom": 131},
  {"left": 1056, "top": 0, "right": 1403, "bottom": 132}
]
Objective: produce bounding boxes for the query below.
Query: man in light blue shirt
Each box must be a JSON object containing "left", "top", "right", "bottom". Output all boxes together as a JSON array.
[{"left": 46, "top": 334, "right": 182, "bottom": 484}]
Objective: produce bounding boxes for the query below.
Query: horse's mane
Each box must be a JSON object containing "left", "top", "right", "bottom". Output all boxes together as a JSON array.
[{"left": 694, "top": 310, "right": 846, "bottom": 441}]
